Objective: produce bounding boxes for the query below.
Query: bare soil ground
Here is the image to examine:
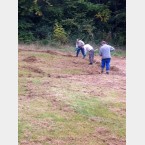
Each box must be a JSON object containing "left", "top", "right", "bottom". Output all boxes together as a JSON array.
[{"left": 19, "top": 47, "right": 126, "bottom": 145}]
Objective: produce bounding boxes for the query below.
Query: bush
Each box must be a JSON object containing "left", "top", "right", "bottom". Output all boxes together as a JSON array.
[
  {"left": 18, "top": 31, "right": 35, "bottom": 44},
  {"left": 39, "top": 39, "right": 49, "bottom": 45},
  {"left": 53, "top": 22, "right": 68, "bottom": 44},
  {"left": 35, "top": 25, "right": 52, "bottom": 40}
]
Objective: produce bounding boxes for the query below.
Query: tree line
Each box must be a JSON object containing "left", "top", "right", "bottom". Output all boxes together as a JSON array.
[{"left": 18, "top": 0, "right": 126, "bottom": 47}]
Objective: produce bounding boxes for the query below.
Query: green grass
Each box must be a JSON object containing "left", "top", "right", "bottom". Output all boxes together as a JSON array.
[
  {"left": 19, "top": 68, "right": 30, "bottom": 77},
  {"left": 18, "top": 78, "right": 27, "bottom": 96},
  {"left": 62, "top": 68, "right": 84, "bottom": 75},
  {"left": 95, "top": 49, "right": 126, "bottom": 57},
  {"left": 18, "top": 84, "right": 27, "bottom": 96},
  {"left": 18, "top": 47, "right": 126, "bottom": 144},
  {"left": 37, "top": 112, "right": 66, "bottom": 122},
  {"left": 32, "top": 78, "right": 41, "bottom": 85},
  {"left": 18, "top": 120, "right": 32, "bottom": 142},
  {"left": 71, "top": 97, "right": 125, "bottom": 137},
  {"left": 32, "top": 53, "right": 53, "bottom": 59},
  {"left": 111, "top": 49, "right": 126, "bottom": 57},
  {"left": 49, "top": 81, "right": 125, "bottom": 138}
]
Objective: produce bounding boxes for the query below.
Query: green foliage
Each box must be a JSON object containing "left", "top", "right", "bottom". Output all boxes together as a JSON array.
[
  {"left": 18, "top": 31, "right": 35, "bottom": 43},
  {"left": 95, "top": 9, "right": 111, "bottom": 22},
  {"left": 39, "top": 39, "right": 49, "bottom": 45},
  {"left": 18, "top": 20, "right": 35, "bottom": 43},
  {"left": 35, "top": 25, "right": 52, "bottom": 39},
  {"left": 61, "top": 19, "right": 78, "bottom": 34},
  {"left": 112, "top": 49, "right": 126, "bottom": 56},
  {"left": 53, "top": 22, "right": 68, "bottom": 44},
  {"left": 18, "top": 0, "right": 126, "bottom": 47}
]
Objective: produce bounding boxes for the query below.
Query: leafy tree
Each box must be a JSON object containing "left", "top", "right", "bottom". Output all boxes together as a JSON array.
[
  {"left": 18, "top": 0, "right": 126, "bottom": 47},
  {"left": 53, "top": 22, "right": 68, "bottom": 44}
]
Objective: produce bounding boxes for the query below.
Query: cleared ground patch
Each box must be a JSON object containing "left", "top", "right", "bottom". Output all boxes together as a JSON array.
[{"left": 19, "top": 47, "right": 126, "bottom": 145}]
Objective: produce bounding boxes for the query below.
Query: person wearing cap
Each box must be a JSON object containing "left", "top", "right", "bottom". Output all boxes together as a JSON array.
[
  {"left": 83, "top": 44, "right": 94, "bottom": 65},
  {"left": 99, "top": 41, "right": 115, "bottom": 74},
  {"left": 75, "top": 39, "right": 86, "bottom": 58}
]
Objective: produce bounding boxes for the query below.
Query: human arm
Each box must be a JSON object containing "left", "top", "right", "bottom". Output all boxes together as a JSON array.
[
  {"left": 99, "top": 47, "right": 102, "bottom": 56},
  {"left": 110, "top": 46, "right": 115, "bottom": 51}
]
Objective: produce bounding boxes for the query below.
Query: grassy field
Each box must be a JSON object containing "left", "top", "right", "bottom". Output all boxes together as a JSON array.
[{"left": 18, "top": 44, "right": 126, "bottom": 145}]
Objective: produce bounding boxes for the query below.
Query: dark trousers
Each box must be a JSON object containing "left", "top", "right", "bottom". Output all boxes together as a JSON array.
[
  {"left": 76, "top": 47, "right": 85, "bottom": 58},
  {"left": 101, "top": 58, "right": 111, "bottom": 72},
  {"left": 89, "top": 50, "right": 94, "bottom": 64}
]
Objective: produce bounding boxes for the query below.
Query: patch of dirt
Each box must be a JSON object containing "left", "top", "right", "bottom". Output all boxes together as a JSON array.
[
  {"left": 110, "top": 66, "right": 120, "bottom": 71},
  {"left": 19, "top": 74, "right": 23, "bottom": 77},
  {"left": 94, "top": 61, "right": 120, "bottom": 72},
  {"left": 19, "top": 48, "right": 126, "bottom": 145},
  {"left": 46, "top": 50, "right": 60, "bottom": 55},
  {"left": 94, "top": 61, "right": 101, "bottom": 65},
  {"left": 55, "top": 75, "right": 70, "bottom": 78},
  {"left": 46, "top": 50, "right": 74, "bottom": 57},
  {"left": 19, "top": 48, "right": 74, "bottom": 57},
  {"left": 95, "top": 127, "right": 110, "bottom": 135},
  {"left": 94, "top": 127, "right": 126, "bottom": 145},
  {"left": 106, "top": 136, "right": 126, "bottom": 145},
  {"left": 109, "top": 107, "right": 126, "bottom": 117},
  {"left": 22, "top": 66, "right": 45, "bottom": 75},
  {"left": 67, "top": 54, "right": 74, "bottom": 57},
  {"left": 23, "top": 56, "right": 37, "bottom": 63},
  {"left": 85, "top": 65, "right": 101, "bottom": 75}
]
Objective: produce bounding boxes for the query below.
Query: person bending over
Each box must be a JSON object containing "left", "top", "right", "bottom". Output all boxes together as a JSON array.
[
  {"left": 83, "top": 44, "right": 94, "bottom": 65},
  {"left": 76, "top": 39, "right": 86, "bottom": 58}
]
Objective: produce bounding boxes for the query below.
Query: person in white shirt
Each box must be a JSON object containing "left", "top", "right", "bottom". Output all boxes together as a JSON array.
[
  {"left": 83, "top": 44, "right": 94, "bottom": 65},
  {"left": 75, "top": 39, "right": 86, "bottom": 58}
]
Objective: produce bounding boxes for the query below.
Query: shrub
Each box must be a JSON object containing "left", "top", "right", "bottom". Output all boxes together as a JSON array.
[
  {"left": 18, "top": 31, "right": 35, "bottom": 44},
  {"left": 35, "top": 25, "right": 52, "bottom": 40},
  {"left": 52, "top": 22, "right": 68, "bottom": 44}
]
